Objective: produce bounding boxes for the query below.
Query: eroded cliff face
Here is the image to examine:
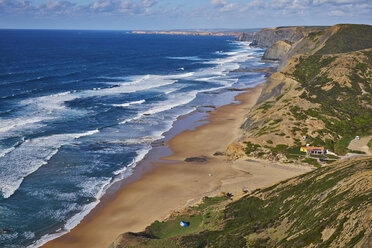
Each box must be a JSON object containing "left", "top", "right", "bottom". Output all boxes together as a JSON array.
[
  {"left": 278, "top": 26, "right": 335, "bottom": 69},
  {"left": 250, "top": 27, "right": 305, "bottom": 48},
  {"left": 236, "top": 32, "right": 255, "bottom": 41},
  {"left": 262, "top": 40, "right": 292, "bottom": 61},
  {"left": 261, "top": 24, "right": 372, "bottom": 70}
]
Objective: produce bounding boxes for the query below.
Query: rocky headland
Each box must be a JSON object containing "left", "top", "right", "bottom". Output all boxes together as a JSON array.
[
  {"left": 131, "top": 31, "right": 240, "bottom": 36},
  {"left": 236, "top": 32, "right": 255, "bottom": 41}
]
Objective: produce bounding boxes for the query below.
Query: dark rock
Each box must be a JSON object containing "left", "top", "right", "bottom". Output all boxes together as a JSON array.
[
  {"left": 184, "top": 157, "right": 208, "bottom": 163},
  {"left": 256, "top": 81, "right": 285, "bottom": 105},
  {"left": 213, "top": 151, "right": 225, "bottom": 156},
  {"left": 262, "top": 40, "right": 292, "bottom": 61},
  {"left": 227, "top": 88, "right": 247, "bottom": 92}
]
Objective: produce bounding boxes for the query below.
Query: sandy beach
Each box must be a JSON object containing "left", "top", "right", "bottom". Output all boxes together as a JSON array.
[{"left": 43, "top": 84, "right": 310, "bottom": 248}]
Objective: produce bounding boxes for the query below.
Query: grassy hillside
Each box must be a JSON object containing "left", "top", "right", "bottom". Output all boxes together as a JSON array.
[
  {"left": 228, "top": 24, "right": 372, "bottom": 164},
  {"left": 111, "top": 157, "right": 372, "bottom": 248},
  {"left": 316, "top": 24, "right": 372, "bottom": 55}
]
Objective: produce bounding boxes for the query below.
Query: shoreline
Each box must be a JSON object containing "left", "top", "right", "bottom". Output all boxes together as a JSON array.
[{"left": 43, "top": 84, "right": 310, "bottom": 248}]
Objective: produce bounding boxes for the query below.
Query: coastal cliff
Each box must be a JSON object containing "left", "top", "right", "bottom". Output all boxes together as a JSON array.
[
  {"left": 110, "top": 24, "right": 372, "bottom": 248},
  {"left": 262, "top": 40, "right": 292, "bottom": 61},
  {"left": 131, "top": 31, "right": 240, "bottom": 36},
  {"left": 236, "top": 32, "right": 255, "bottom": 41},
  {"left": 249, "top": 26, "right": 306, "bottom": 47},
  {"left": 228, "top": 24, "right": 372, "bottom": 164}
]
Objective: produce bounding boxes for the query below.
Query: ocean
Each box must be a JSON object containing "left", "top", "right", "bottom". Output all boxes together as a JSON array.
[{"left": 0, "top": 29, "right": 269, "bottom": 247}]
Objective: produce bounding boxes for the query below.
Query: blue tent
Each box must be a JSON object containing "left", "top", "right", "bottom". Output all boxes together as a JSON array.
[{"left": 180, "top": 221, "right": 189, "bottom": 227}]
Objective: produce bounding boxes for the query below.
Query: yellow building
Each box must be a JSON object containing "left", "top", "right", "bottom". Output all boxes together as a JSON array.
[{"left": 301, "top": 146, "right": 327, "bottom": 155}]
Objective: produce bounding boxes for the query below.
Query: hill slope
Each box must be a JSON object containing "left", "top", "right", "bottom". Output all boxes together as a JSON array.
[
  {"left": 227, "top": 24, "right": 372, "bottom": 164},
  {"left": 111, "top": 157, "right": 372, "bottom": 248}
]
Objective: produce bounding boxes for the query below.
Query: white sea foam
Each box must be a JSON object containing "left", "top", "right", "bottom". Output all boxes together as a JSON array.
[
  {"left": 0, "top": 147, "right": 15, "bottom": 158},
  {"left": 0, "top": 116, "right": 53, "bottom": 134},
  {"left": 27, "top": 41, "right": 265, "bottom": 248},
  {"left": 114, "top": 146, "right": 151, "bottom": 176},
  {"left": 27, "top": 148, "right": 148, "bottom": 248},
  {"left": 0, "top": 73, "right": 185, "bottom": 140},
  {"left": 119, "top": 91, "right": 198, "bottom": 125},
  {"left": 0, "top": 129, "right": 99, "bottom": 199},
  {"left": 124, "top": 135, "right": 161, "bottom": 145},
  {"left": 112, "top": 99, "right": 146, "bottom": 107},
  {"left": 167, "top": 56, "right": 206, "bottom": 61}
]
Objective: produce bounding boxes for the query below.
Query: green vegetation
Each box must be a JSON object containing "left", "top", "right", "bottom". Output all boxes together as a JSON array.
[
  {"left": 245, "top": 142, "right": 308, "bottom": 161},
  {"left": 256, "top": 124, "right": 281, "bottom": 136},
  {"left": 243, "top": 141, "right": 260, "bottom": 155},
  {"left": 326, "top": 154, "right": 339, "bottom": 159},
  {"left": 316, "top": 24, "right": 372, "bottom": 54},
  {"left": 291, "top": 51, "right": 372, "bottom": 155},
  {"left": 113, "top": 157, "right": 372, "bottom": 248},
  {"left": 146, "top": 215, "right": 204, "bottom": 239},
  {"left": 308, "top": 30, "right": 326, "bottom": 42},
  {"left": 269, "top": 118, "right": 283, "bottom": 125},
  {"left": 368, "top": 138, "right": 372, "bottom": 150},
  {"left": 302, "top": 157, "right": 321, "bottom": 167},
  {"left": 349, "top": 150, "right": 366, "bottom": 154},
  {"left": 257, "top": 101, "right": 274, "bottom": 111},
  {"left": 276, "top": 132, "right": 286, "bottom": 136}
]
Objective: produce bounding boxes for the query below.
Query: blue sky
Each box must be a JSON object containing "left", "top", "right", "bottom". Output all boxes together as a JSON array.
[{"left": 0, "top": 0, "right": 371, "bottom": 30}]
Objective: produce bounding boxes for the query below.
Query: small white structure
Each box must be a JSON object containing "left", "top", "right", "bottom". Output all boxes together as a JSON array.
[
  {"left": 302, "top": 136, "right": 307, "bottom": 140},
  {"left": 355, "top": 136, "right": 360, "bottom": 140}
]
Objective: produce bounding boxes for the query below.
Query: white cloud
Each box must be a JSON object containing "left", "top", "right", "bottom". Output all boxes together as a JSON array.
[
  {"left": 0, "top": 0, "right": 370, "bottom": 27},
  {"left": 329, "top": 9, "right": 345, "bottom": 15},
  {"left": 0, "top": 0, "right": 158, "bottom": 16},
  {"left": 210, "top": 0, "right": 238, "bottom": 12}
]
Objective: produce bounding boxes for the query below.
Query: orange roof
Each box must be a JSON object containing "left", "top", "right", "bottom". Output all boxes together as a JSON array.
[{"left": 301, "top": 146, "right": 325, "bottom": 150}]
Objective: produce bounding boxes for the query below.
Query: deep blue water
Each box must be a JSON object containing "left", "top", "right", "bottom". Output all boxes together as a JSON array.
[{"left": 0, "top": 30, "right": 268, "bottom": 247}]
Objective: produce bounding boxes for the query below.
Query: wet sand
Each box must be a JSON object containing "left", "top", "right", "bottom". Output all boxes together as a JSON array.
[{"left": 43, "top": 84, "right": 310, "bottom": 248}]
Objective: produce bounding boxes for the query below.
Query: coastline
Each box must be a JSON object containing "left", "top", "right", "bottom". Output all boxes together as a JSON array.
[{"left": 43, "top": 84, "right": 310, "bottom": 248}]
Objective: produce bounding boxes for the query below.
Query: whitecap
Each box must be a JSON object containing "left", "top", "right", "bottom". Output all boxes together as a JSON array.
[
  {"left": 112, "top": 99, "right": 146, "bottom": 108},
  {"left": 0, "top": 130, "right": 99, "bottom": 199},
  {"left": 166, "top": 56, "right": 206, "bottom": 61}
]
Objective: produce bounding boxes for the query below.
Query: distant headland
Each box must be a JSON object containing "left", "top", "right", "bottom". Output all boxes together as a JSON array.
[{"left": 130, "top": 30, "right": 246, "bottom": 37}]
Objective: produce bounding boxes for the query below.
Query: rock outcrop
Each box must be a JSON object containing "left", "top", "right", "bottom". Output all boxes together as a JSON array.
[
  {"left": 225, "top": 142, "right": 246, "bottom": 160},
  {"left": 262, "top": 40, "right": 292, "bottom": 61},
  {"left": 250, "top": 27, "right": 305, "bottom": 48},
  {"left": 236, "top": 32, "right": 255, "bottom": 41}
]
